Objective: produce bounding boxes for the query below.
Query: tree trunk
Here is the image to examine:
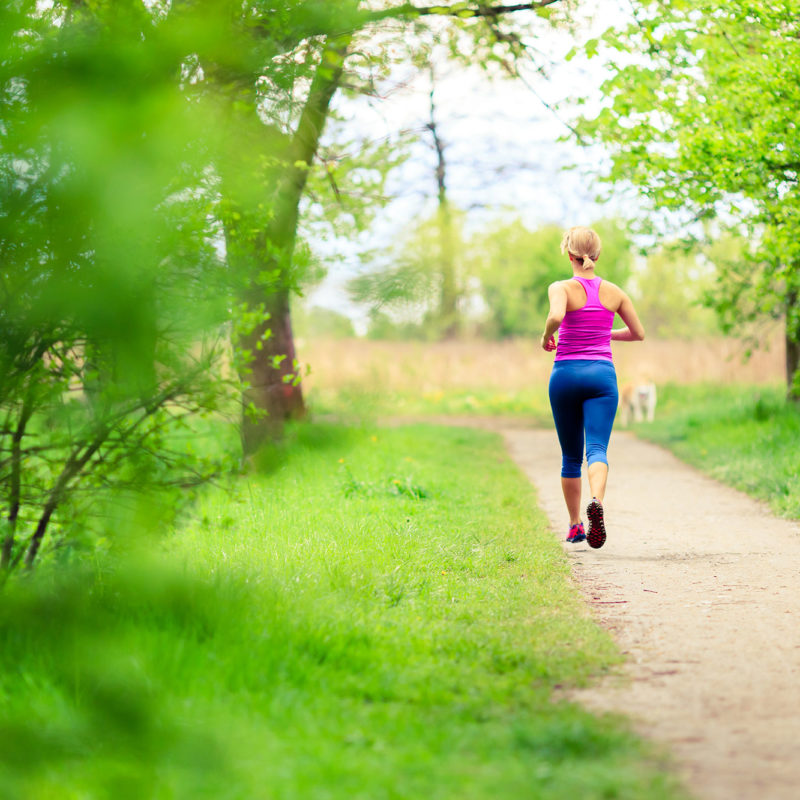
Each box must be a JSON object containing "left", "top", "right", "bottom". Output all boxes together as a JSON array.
[
  {"left": 787, "top": 289, "right": 800, "bottom": 402},
  {"left": 427, "top": 67, "right": 458, "bottom": 338},
  {"left": 437, "top": 202, "right": 458, "bottom": 337},
  {"left": 1, "top": 406, "right": 27, "bottom": 570},
  {"left": 240, "top": 288, "right": 305, "bottom": 450},
  {"left": 232, "top": 34, "right": 351, "bottom": 455},
  {"left": 3, "top": 364, "right": 41, "bottom": 571},
  {"left": 787, "top": 334, "right": 799, "bottom": 401}
]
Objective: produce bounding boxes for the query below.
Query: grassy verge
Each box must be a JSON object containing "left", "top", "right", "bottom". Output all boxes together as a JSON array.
[
  {"left": 0, "top": 423, "right": 684, "bottom": 799},
  {"left": 630, "top": 383, "right": 800, "bottom": 519}
]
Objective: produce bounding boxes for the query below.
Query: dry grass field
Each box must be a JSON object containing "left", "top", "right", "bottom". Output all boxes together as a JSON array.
[{"left": 300, "top": 335, "right": 785, "bottom": 409}]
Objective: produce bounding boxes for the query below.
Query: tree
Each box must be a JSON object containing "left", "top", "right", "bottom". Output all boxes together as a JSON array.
[
  {"left": 344, "top": 60, "right": 475, "bottom": 340},
  {"left": 348, "top": 205, "right": 470, "bottom": 339},
  {"left": 189, "top": 0, "right": 569, "bottom": 452},
  {"left": 0, "top": 1, "right": 238, "bottom": 572},
  {"left": 426, "top": 62, "right": 460, "bottom": 336},
  {"left": 629, "top": 245, "right": 719, "bottom": 340},
  {"left": 574, "top": 0, "right": 800, "bottom": 397}
]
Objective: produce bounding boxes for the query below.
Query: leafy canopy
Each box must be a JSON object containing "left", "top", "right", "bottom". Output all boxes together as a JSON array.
[{"left": 574, "top": 0, "right": 800, "bottom": 389}]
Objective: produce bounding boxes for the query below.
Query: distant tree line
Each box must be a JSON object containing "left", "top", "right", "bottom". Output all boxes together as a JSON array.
[{"left": 346, "top": 215, "right": 721, "bottom": 340}]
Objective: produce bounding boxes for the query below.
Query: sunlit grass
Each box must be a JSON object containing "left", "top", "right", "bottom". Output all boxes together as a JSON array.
[
  {"left": 631, "top": 383, "right": 800, "bottom": 518},
  {"left": 0, "top": 423, "right": 685, "bottom": 799}
]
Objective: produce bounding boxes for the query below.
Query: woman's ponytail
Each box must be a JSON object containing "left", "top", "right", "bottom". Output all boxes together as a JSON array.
[{"left": 561, "top": 226, "right": 602, "bottom": 268}]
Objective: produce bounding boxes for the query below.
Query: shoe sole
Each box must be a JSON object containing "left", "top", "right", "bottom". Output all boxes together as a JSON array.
[
  {"left": 566, "top": 534, "right": 586, "bottom": 543},
  {"left": 586, "top": 501, "right": 606, "bottom": 549}
]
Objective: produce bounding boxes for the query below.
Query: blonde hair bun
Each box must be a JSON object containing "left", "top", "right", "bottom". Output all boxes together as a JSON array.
[{"left": 561, "top": 226, "right": 602, "bottom": 267}]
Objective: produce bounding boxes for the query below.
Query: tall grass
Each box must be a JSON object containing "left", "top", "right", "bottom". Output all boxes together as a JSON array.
[
  {"left": 0, "top": 424, "right": 685, "bottom": 799},
  {"left": 630, "top": 383, "right": 800, "bottom": 519},
  {"left": 300, "top": 336, "right": 785, "bottom": 418}
]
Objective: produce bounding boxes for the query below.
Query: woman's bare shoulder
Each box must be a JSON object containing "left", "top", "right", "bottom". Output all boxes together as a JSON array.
[
  {"left": 599, "top": 279, "right": 629, "bottom": 298},
  {"left": 598, "top": 279, "right": 628, "bottom": 311}
]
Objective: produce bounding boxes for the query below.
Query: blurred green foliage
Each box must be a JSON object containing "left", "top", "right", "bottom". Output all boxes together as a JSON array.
[
  {"left": 628, "top": 242, "right": 720, "bottom": 339},
  {"left": 351, "top": 215, "right": 634, "bottom": 339},
  {"left": 0, "top": 1, "right": 246, "bottom": 571},
  {"left": 471, "top": 218, "right": 633, "bottom": 338},
  {"left": 294, "top": 304, "right": 356, "bottom": 339}
]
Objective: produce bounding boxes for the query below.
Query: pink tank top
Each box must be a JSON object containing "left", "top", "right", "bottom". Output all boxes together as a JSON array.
[{"left": 555, "top": 276, "right": 615, "bottom": 362}]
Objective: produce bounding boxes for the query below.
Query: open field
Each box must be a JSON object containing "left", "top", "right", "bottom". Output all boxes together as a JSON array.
[
  {"left": 300, "top": 335, "right": 785, "bottom": 418},
  {"left": 0, "top": 424, "right": 685, "bottom": 799},
  {"left": 299, "top": 334, "right": 799, "bottom": 519}
]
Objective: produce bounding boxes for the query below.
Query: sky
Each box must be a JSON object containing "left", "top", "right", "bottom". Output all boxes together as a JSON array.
[{"left": 306, "top": 0, "right": 637, "bottom": 327}]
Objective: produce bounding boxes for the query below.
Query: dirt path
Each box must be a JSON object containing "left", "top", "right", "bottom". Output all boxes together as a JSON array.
[{"left": 503, "top": 428, "right": 800, "bottom": 800}]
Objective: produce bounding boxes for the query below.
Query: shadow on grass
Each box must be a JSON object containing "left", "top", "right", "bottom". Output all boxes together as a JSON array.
[{"left": 249, "top": 419, "right": 372, "bottom": 475}]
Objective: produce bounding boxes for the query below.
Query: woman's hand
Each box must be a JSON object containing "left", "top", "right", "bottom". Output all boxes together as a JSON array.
[{"left": 541, "top": 333, "right": 557, "bottom": 352}]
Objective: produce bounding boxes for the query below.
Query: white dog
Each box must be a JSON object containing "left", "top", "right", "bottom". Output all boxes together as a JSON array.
[{"left": 619, "top": 381, "right": 657, "bottom": 426}]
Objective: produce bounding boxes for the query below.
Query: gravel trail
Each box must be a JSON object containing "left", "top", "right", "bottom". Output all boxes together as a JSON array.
[{"left": 503, "top": 428, "right": 800, "bottom": 800}]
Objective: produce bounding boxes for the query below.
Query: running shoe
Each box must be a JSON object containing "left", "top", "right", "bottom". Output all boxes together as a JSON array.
[
  {"left": 586, "top": 499, "right": 606, "bottom": 549},
  {"left": 566, "top": 522, "right": 586, "bottom": 543}
]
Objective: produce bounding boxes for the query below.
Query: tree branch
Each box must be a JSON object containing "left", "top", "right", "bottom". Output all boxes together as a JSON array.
[
  {"left": 766, "top": 161, "right": 800, "bottom": 174},
  {"left": 1, "top": 390, "right": 35, "bottom": 570},
  {"left": 366, "top": 1, "right": 561, "bottom": 24},
  {"left": 20, "top": 430, "right": 107, "bottom": 570},
  {"left": 16, "top": 372, "right": 203, "bottom": 571},
  {"left": 291, "top": 34, "right": 353, "bottom": 177}
]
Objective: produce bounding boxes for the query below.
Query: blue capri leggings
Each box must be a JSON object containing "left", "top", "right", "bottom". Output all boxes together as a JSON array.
[{"left": 548, "top": 360, "right": 619, "bottom": 479}]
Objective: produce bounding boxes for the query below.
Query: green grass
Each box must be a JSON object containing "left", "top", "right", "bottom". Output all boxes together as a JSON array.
[
  {"left": 630, "top": 383, "right": 800, "bottom": 519},
  {"left": 0, "top": 423, "right": 684, "bottom": 799}
]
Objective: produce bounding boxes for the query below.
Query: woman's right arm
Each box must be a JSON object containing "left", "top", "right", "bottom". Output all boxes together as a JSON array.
[
  {"left": 541, "top": 282, "right": 567, "bottom": 351},
  {"left": 611, "top": 292, "right": 645, "bottom": 341}
]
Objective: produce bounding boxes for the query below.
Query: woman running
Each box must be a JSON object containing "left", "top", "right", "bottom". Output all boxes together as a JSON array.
[{"left": 540, "top": 226, "right": 645, "bottom": 548}]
